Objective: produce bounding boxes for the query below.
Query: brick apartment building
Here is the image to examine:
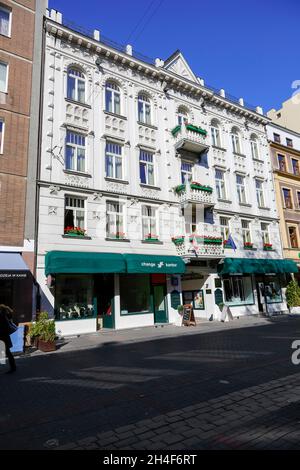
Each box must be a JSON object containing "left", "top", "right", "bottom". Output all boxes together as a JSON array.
[{"left": 0, "top": 0, "right": 47, "bottom": 322}]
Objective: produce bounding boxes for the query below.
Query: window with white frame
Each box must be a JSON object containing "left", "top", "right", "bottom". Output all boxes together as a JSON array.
[
  {"left": 255, "top": 179, "right": 265, "bottom": 207},
  {"left": 66, "top": 131, "right": 86, "bottom": 172},
  {"left": 181, "top": 161, "right": 193, "bottom": 184},
  {"left": 261, "top": 222, "right": 270, "bottom": 245},
  {"left": 215, "top": 169, "right": 226, "bottom": 199},
  {"left": 0, "top": 5, "right": 11, "bottom": 37},
  {"left": 177, "top": 106, "right": 188, "bottom": 126},
  {"left": 105, "top": 141, "right": 123, "bottom": 179},
  {"left": 138, "top": 93, "right": 151, "bottom": 124},
  {"left": 231, "top": 128, "right": 242, "bottom": 154},
  {"left": 241, "top": 219, "right": 252, "bottom": 244},
  {"left": 211, "top": 119, "right": 221, "bottom": 147},
  {"left": 106, "top": 201, "right": 125, "bottom": 238},
  {"left": 105, "top": 81, "right": 121, "bottom": 114},
  {"left": 67, "top": 68, "right": 86, "bottom": 103},
  {"left": 236, "top": 174, "right": 247, "bottom": 204},
  {"left": 0, "top": 61, "right": 8, "bottom": 93},
  {"left": 140, "top": 150, "right": 155, "bottom": 185},
  {"left": 220, "top": 216, "right": 230, "bottom": 242},
  {"left": 64, "top": 196, "right": 85, "bottom": 231},
  {"left": 0, "top": 119, "right": 4, "bottom": 154},
  {"left": 142, "top": 205, "right": 158, "bottom": 239},
  {"left": 250, "top": 134, "right": 259, "bottom": 159}
]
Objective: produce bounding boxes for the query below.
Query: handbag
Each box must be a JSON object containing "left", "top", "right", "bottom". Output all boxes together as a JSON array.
[{"left": 7, "top": 319, "right": 18, "bottom": 335}]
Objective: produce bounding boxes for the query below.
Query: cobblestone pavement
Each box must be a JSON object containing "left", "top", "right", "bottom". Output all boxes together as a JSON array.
[{"left": 1, "top": 316, "right": 300, "bottom": 450}]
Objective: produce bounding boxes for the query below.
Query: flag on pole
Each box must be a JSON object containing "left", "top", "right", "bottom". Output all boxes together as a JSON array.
[{"left": 227, "top": 234, "right": 237, "bottom": 251}]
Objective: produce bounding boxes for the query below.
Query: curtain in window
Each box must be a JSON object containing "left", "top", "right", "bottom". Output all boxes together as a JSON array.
[
  {"left": 0, "top": 9, "right": 10, "bottom": 36},
  {"left": 66, "top": 146, "right": 75, "bottom": 170},
  {"left": 0, "top": 63, "right": 7, "bottom": 93},
  {"left": 67, "top": 75, "right": 76, "bottom": 101}
]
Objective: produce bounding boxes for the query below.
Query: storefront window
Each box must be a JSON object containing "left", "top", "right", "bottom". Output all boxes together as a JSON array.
[
  {"left": 55, "top": 275, "right": 95, "bottom": 320},
  {"left": 183, "top": 290, "right": 205, "bottom": 310},
  {"left": 120, "top": 274, "right": 151, "bottom": 315},
  {"left": 264, "top": 276, "right": 282, "bottom": 304},
  {"left": 223, "top": 275, "right": 254, "bottom": 306}
]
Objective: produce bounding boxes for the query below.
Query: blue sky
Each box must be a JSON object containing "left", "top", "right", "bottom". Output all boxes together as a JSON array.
[{"left": 49, "top": 0, "right": 300, "bottom": 112}]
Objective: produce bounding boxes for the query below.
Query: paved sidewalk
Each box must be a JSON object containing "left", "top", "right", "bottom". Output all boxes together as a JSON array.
[{"left": 25, "top": 314, "right": 288, "bottom": 358}]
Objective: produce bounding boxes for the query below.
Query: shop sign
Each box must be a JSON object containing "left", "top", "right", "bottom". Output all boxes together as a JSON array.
[
  {"left": 0, "top": 271, "right": 28, "bottom": 280},
  {"left": 170, "top": 290, "right": 181, "bottom": 310},
  {"left": 214, "top": 288, "right": 224, "bottom": 306}
]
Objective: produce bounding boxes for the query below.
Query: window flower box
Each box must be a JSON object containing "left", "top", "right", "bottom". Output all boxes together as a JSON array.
[
  {"left": 174, "top": 182, "right": 213, "bottom": 194},
  {"left": 109, "top": 232, "right": 126, "bottom": 239},
  {"left": 171, "top": 236, "right": 185, "bottom": 246},
  {"left": 171, "top": 125, "right": 181, "bottom": 137},
  {"left": 189, "top": 235, "right": 223, "bottom": 244},
  {"left": 263, "top": 243, "right": 273, "bottom": 251},
  {"left": 185, "top": 123, "right": 207, "bottom": 136},
  {"left": 144, "top": 234, "right": 159, "bottom": 242},
  {"left": 64, "top": 226, "right": 86, "bottom": 237},
  {"left": 244, "top": 242, "right": 254, "bottom": 249}
]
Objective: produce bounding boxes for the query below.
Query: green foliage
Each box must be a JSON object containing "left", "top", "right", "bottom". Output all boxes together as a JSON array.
[
  {"left": 177, "top": 305, "right": 184, "bottom": 313},
  {"left": 285, "top": 280, "right": 300, "bottom": 308},
  {"left": 29, "top": 311, "right": 56, "bottom": 343}
]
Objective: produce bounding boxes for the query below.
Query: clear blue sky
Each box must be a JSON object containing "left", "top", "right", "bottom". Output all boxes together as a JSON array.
[{"left": 49, "top": 0, "right": 300, "bottom": 112}]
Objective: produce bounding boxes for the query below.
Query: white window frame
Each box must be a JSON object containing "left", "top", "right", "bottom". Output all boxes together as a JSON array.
[
  {"left": 241, "top": 219, "right": 252, "bottom": 244},
  {"left": 261, "top": 222, "right": 270, "bottom": 245},
  {"left": 250, "top": 138, "right": 259, "bottom": 160},
  {"left": 65, "top": 131, "right": 86, "bottom": 173},
  {"left": 231, "top": 130, "right": 241, "bottom": 154},
  {"left": 141, "top": 205, "right": 159, "bottom": 239},
  {"left": 67, "top": 68, "right": 86, "bottom": 103},
  {"left": 0, "top": 119, "right": 5, "bottom": 154},
  {"left": 220, "top": 216, "right": 230, "bottom": 242},
  {"left": 139, "top": 150, "right": 155, "bottom": 186},
  {"left": 106, "top": 200, "right": 126, "bottom": 238},
  {"left": 211, "top": 122, "right": 221, "bottom": 147},
  {"left": 105, "top": 81, "right": 121, "bottom": 115},
  {"left": 64, "top": 196, "right": 86, "bottom": 231},
  {"left": 177, "top": 108, "right": 188, "bottom": 126},
  {"left": 138, "top": 94, "right": 151, "bottom": 125},
  {"left": 215, "top": 169, "right": 226, "bottom": 200},
  {"left": 255, "top": 179, "right": 265, "bottom": 207},
  {"left": 0, "top": 5, "right": 11, "bottom": 37},
  {"left": 105, "top": 141, "right": 123, "bottom": 180},
  {"left": 236, "top": 174, "right": 247, "bottom": 204},
  {"left": 0, "top": 61, "right": 8, "bottom": 93},
  {"left": 181, "top": 161, "right": 193, "bottom": 184}
]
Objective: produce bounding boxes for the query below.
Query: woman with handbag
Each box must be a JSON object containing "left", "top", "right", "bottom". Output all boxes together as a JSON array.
[{"left": 0, "top": 304, "right": 17, "bottom": 373}]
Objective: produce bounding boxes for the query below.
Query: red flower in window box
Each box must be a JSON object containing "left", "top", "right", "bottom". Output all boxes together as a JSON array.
[
  {"left": 64, "top": 226, "right": 86, "bottom": 236},
  {"left": 244, "top": 242, "right": 254, "bottom": 249}
]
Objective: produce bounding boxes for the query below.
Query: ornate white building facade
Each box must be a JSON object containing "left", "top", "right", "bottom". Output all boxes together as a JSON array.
[{"left": 37, "top": 9, "right": 295, "bottom": 335}]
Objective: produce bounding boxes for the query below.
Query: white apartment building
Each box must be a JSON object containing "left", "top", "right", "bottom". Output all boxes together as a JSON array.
[{"left": 37, "top": 9, "right": 296, "bottom": 336}]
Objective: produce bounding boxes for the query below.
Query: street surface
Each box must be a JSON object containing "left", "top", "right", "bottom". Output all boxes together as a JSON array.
[{"left": 1, "top": 316, "right": 300, "bottom": 450}]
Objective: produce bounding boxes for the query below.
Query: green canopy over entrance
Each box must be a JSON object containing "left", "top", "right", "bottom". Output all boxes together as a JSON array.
[
  {"left": 123, "top": 254, "right": 186, "bottom": 274},
  {"left": 218, "top": 258, "right": 298, "bottom": 275},
  {"left": 45, "top": 251, "right": 126, "bottom": 275}
]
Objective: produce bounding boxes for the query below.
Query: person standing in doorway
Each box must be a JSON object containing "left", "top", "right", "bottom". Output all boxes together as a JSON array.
[{"left": 0, "top": 305, "right": 16, "bottom": 373}]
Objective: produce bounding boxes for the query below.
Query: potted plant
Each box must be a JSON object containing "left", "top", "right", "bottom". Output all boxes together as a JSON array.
[
  {"left": 244, "top": 242, "right": 254, "bottom": 249},
  {"left": 172, "top": 236, "right": 185, "bottom": 245},
  {"left": 263, "top": 243, "right": 273, "bottom": 251},
  {"left": 29, "top": 312, "right": 56, "bottom": 352},
  {"left": 64, "top": 226, "right": 86, "bottom": 237},
  {"left": 286, "top": 280, "right": 300, "bottom": 314},
  {"left": 145, "top": 233, "right": 159, "bottom": 242}
]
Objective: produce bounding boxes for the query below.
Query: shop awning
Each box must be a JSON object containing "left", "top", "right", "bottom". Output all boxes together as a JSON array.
[
  {"left": 45, "top": 251, "right": 126, "bottom": 275},
  {"left": 123, "top": 254, "right": 186, "bottom": 274},
  {"left": 0, "top": 252, "right": 30, "bottom": 271},
  {"left": 218, "top": 258, "right": 298, "bottom": 275}
]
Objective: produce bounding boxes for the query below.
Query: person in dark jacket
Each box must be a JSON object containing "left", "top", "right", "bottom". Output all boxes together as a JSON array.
[{"left": 0, "top": 304, "right": 16, "bottom": 373}]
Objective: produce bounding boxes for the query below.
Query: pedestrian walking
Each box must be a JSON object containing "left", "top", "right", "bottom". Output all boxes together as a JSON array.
[{"left": 0, "top": 305, "right": 17, "bottom": 373}]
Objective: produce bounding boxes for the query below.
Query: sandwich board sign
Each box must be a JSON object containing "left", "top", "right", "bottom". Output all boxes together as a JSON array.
[{"left": 182, "top": 304, "right": 196, "bottom": 326}]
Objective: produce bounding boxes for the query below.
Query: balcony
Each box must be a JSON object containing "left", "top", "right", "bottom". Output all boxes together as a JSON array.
[
  {"left": 172, "top": 123, "right": 209, "bottom": 153},
  {"left": 172, "top": 224, "right": 224, "bottom": 259},
  {"left": 174, "top": 182, "right": 214, "bottom": 206}
]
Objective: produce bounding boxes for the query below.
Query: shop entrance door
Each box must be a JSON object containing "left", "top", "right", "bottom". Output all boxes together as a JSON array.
[
  {"left": 153, "top": 284, "right": 168, "bottom": 324},
  {"left": 95, "top": 274, "right": 115, "bottom": 329},
  {"left": 0, "top": 280, "right": 13, "bottom": 306}
]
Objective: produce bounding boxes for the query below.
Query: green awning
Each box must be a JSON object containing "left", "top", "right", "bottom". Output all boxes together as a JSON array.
[
  {"left": 45, "top": 251, "right": 126, "bottom": 275},
  {"left": 124, "top": 254, "right": 186, "bottom": 274},
  {"left": 218, "top": 258, "right": 298, "bottom": 275}
]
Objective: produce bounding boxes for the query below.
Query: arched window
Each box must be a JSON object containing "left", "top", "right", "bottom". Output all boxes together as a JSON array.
[
  {"left": 177, "top": 106, "right": 188, "bottom": 126},
  {"left": 67, "top": 67, "right": 86, "bottom": 103},
  {"left": 231, "top": 127, "right": 242, "bottom": 154},
  {"left": 211, "top": 119, "right": 221, "bottom": 147},
  {"left": 105, "top": 81, "right": 121, "bottom": 114},
  {"left": 138, "top": 93, "right": 151, "bottom": 124},
  {"left": 250, "top": 134, "right": 259, "bottom": 160}
]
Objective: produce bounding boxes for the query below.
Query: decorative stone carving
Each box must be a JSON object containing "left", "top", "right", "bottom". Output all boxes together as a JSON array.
[
  {"left": 105, "top": 180, "right": 129, "bottom": 194},
  {"left": 48, "top": 206, "right": 58, "bottom": 215},
  {"left": 64, "top": 174, "right": 90, "bottom": 188}
]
